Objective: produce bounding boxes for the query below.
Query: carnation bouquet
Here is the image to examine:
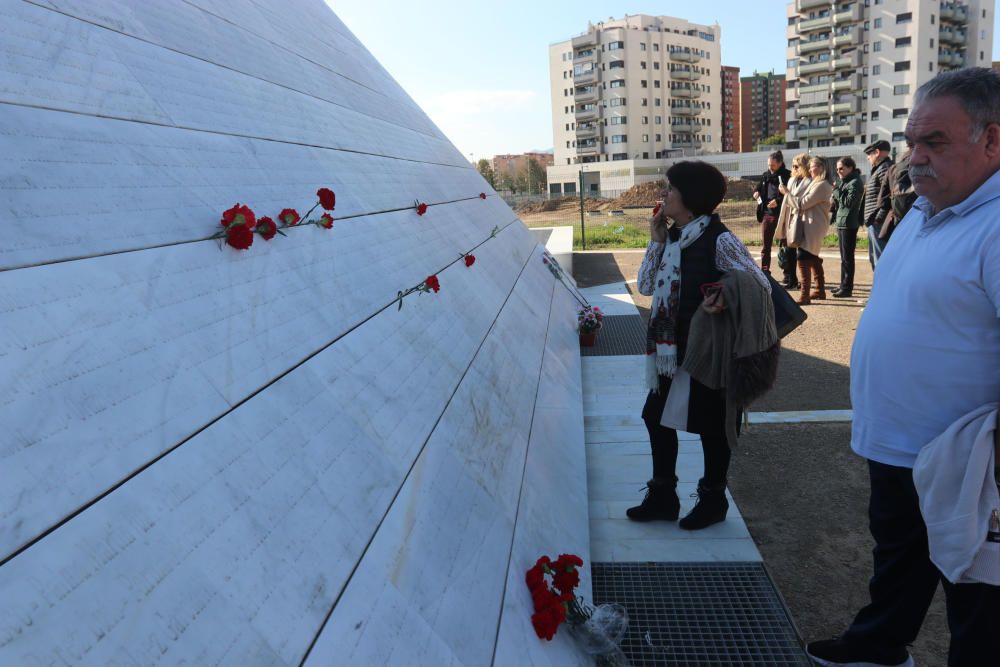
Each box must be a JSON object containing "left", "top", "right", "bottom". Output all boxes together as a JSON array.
[
  {"left": 578, "top": 305, "right": 604, "bottom": 334},
  {"left": 526, "top": 554, "right": 629, "bottom": 665}
]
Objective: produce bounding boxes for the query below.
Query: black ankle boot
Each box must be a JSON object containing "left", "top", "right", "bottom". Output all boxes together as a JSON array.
[
  {"left": 678, "top": 479, "right": 729, "bottom": 530},
  {"left": 626, "top": 477, "right": 680, "bottom": 521}
]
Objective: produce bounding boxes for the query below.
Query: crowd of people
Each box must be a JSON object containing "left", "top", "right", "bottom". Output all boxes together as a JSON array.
[
  {"left": 752, "top": 138, "right": 916, "bottom": 304},
  {"left": 628, "top": 66, "right": 1000, "bottom": 667}
]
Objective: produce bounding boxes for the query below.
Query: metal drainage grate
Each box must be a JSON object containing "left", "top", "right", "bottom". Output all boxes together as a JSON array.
[
  {"left": 591, "top": 562, "right": 811, "bottom": 666},
  {"left": 582, "top": 315, "right": 647, "bottom": 357}
]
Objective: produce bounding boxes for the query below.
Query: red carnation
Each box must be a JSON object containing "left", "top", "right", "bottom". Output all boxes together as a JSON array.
[
  {"left": 464, "top": 254, "right": 476, "bottom": 268},
  {"left": 556, "top": 554, "right": 584, "bottom": 568},
  {"left": 317, "top": 187, "right": 336, "bottom": 210},
  {"left": 652, "top": 203, "right": 662, "bottom": 216},
  {"left": 225, "top": 223, "right": 254, "bottom": 250},
  {"left": 319, "top": 213, "right": 334, "bottom": 229},
  {"left": 416, "top": 202, "right": 428, "bottom": 216},
  {"left": 424, "top": 275, "right": 440, "bottom": 293},
  {"left": 279, "top": 208, "right": 300, "bottom": 226},
  {"left": 553, "top": 568, "right": 580, "bottom": 595},
  {"left": 256, "top": 216, "right": 277, "bottom": 240},
  {"left": 479, "top": 192, "right": 487, "bottom": 199},
  {"left": 534, "top": 556, "right": 551, "bottom": 570},
  {"left": 221, "top": 203, "right": 256, "bottom": 229},
  {"left": 526, "top": 566, "right": 544, "bottom": 591}
]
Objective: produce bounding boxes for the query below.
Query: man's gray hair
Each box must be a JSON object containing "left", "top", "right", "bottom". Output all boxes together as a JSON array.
[{"left": 914, "top": 67, "right": 1000, "bottom": 141}]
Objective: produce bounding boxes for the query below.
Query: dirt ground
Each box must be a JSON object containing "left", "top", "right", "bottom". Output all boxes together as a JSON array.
[{"left": 573, "top": 250, "right": 950, "bottom": 667}]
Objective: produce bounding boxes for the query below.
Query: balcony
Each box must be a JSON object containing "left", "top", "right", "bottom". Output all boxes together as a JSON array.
[
  {"left": 797, "top": 0, "right": 829, "bottom": 10},
  {"left": 832, "top": 74, "right": 862, "bottom": 92},
  {"left": 671, "top": 106, "right": 703, "bottom": 117},
  {"left": 833, "top": 51, "right": 862, "bottom": 70},
  {"left": 831, "top": 120, "right": 859, "bottom": 136},
  {"left": 574, "top": 86, "right": 600, "bottom": 104},
  {"left": 574, "top": 49, "right": 598, "bottom": 67},
  {"left": 671, "top": 121, "right": 696, "bottom": 133},
  {"left": 672, "top": 139, "right": 703, "bottom": 149},
  {"left": 940, "top": 29, "right": 967, "bottom": 45},
  {"left": 572, "top": 32, "right": 597, "bottom": 48},
  {"left": 797, "top": 125, "right": 834, "bottom": 139},
  {"left": 834, "top": 26, "right": 863, "bottom": 47},
  {"left": 573, "top": 68, "right": 597, "bottom": 85},
  {"left": 799, "top": 81, "right": 831, "bottom": 95},
  {"left": 798, "top": 36, "right": 831, "bottom": 54},
  {"left": 834, "top": 4, "right": 862, "bottom": 24},
  {"left": 669, "top": 69, "right": 702, "bottom": 81},
  {"left": 575, "top": 124, "right": 600, "bottom": 140},
  {"left": 798, "top": 102, "right": 832, "bottom": 117},
  {"left": 669, "top": 50, "right": 701, "bottom": 63},
  {"left": 799, "top": 14, "right": 832, "bottom": 33},
  {"left": 576, "top": 141, "right": 601, "bottom": 156},
  {"left": 575, "top": 106, "right": 599, "bottom": 122},
  {"left": 799, "top": 60, "right": 832, "bottom": 75},
  {"left": 831, "top": 97, "right": 861, "bottom": 114},
  {"left": 671, "top": 86, "right": 702, "bottom": 99}
]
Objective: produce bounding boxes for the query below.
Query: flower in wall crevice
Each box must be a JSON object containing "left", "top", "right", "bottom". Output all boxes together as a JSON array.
[
  {"left": 210, "top": 186, "right": 337, "bottom": 251},
  {"left": 414, "top": 200, "right": 428, "bottom": 216},
  {"left": 464, "top": 254, "right": 476, "bottom": 268},
  {"left": 479, "top": 192, "right": 487, "bottom": 200}
]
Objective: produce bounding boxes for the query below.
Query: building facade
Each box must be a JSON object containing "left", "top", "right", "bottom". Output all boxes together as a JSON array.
[
  {"left": 548, "top": 14, "right": 723, "bottom": 168},
  {"left": 721, "top": 65, "right": 741, "bottom": 152},
  {"left": 785, "top": 0, "right": 994, "bottom": 151},
  {"left": 491, "top": 152, "right": 554, "bottom": 183},
  {"left": 740, "top": 72, "right": 787, "bottom": 152}
]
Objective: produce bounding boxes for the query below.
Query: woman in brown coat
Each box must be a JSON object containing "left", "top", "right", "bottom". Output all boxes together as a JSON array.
[
  {"left": 780, "top": 156, "right": 834, "bottom": 304},
  {"left": 774, "top": 152, "right": 812, "bottom": 290}
]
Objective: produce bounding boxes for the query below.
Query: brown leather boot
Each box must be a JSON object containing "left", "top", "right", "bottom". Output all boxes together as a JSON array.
[
  {"left": 810, "top": 256, "right": 826, "bottom": 300},
  {"left": 796, "top": 256, "right": 812, "bottom": 305}
]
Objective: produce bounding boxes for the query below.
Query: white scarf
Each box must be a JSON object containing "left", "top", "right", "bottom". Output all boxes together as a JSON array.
[{"left": 645, "top": 214, "right": 710, "bottom": 390}]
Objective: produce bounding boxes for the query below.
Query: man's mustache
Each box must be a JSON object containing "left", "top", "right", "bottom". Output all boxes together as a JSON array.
[{"left": 909, "top": 165, "right": 938, "bottom": 178}]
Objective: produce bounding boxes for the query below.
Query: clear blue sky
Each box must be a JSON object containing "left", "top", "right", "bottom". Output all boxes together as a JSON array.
[{"left": 327, "top": 1, "right": 999, "bottom": 161}]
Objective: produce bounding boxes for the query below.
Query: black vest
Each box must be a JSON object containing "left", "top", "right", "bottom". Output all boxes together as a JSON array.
[{"left": 669, "top": 216, "right": 727, "bottom": 360}]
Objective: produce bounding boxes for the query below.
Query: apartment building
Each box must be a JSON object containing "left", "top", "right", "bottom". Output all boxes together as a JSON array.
[
  {"left": 721, "top": 65, "right": 741, "bottom": 152},
  {"left": 740, "top": 72, "right": 787, "bottom": 152},
  {"left": 786, "top": 0, "right": 994, "bottom": 150},
  {"left": 548, "top": 14, "right": 722, "bottom": 168},
  {"left": 491, "top": 152, "right": 554, "bottom": 183}
]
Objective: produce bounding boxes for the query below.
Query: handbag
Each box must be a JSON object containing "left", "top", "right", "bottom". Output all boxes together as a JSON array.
[
  {"left": 776, "top": 243, "right": 789, "bottom": 272},
  {"left": 766, "top": 272, "right": 807, "bottom": 338}
]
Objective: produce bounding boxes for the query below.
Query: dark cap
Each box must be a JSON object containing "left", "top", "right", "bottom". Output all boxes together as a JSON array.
[{"left": 864, "top": 139, "right": 891, "bottom": 154}]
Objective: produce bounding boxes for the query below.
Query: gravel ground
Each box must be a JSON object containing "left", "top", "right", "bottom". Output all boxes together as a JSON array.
[{"left": 572, "top": 249, "right": 950, "bottom": 667}]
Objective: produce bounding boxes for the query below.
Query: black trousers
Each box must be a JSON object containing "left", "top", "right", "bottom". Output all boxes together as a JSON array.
[
  {"left": 837, "top": 226, "right": 858, "bottom": 290},
  {"left": 779, "top": 240, "right": 798, "bottom": 285},
  {"left": 640, "top": 376, "right": 730, "bottom": 486},
  {"left": 760, "top": 213, "right": 778, "bottom": 272},
  {"left": 843, "top": 460, "right": 1000, "bottom": 666}
]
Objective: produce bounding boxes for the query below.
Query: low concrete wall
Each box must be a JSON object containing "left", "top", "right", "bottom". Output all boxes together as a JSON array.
[{"left": 529, "top": 225, "right": 574, "bottom": 280}]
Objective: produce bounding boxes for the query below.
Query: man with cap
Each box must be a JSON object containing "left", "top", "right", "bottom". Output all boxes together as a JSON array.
[{"left": 861, "top": 139, "right": 894, "bottom": 271}]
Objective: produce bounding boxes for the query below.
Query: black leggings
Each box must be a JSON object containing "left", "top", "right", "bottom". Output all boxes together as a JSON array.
[{"left": 641, "top": 382, "right": 731, "bottom": 486}]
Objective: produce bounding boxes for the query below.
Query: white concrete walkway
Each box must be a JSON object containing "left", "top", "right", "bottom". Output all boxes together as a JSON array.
[{"left": 581, "top": 281, "right": 761, "bottom": 563}]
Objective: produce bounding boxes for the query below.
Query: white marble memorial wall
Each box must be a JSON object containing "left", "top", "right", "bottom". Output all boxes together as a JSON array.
[{"left": 0, "top": 1, "right": 589, "bottom": 664}]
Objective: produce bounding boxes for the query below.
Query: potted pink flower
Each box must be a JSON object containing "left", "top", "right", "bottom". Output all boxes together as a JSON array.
[{"left": 577, "top": 305, "right": 603, "bottom": 347}]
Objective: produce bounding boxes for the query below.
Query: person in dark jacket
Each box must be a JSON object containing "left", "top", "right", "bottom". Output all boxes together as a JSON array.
[
  {"left": 752, "top": 150, "right": 791, "bottom": 275},
  {"left": 875, "top": 148, "right": 918, "bottom": 246},
  {"left": 830, "top": 156, "right": 864, "bottom": 298},
  {"left": 631, "top": 161, "right": 770, "bottom": 531},
  {"left": 862, "top": 140, "right": 894, "bottom": 270}
]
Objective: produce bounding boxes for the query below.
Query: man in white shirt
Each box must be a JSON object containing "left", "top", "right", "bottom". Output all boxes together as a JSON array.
[{"left": 807, "top": 68, "right": 1000, "bottom": 667}]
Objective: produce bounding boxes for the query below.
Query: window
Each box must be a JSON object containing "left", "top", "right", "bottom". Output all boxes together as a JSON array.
[
  {"left": 896, "top": 37, "right": 911, "bottom": 47},
  {"left": 609, "top": 80, "right": 625, "bottom": 88},
  {"left": 654, "top": 80, "right": 660, "bottom": 88},
  {"left": 641, "top": 80, "right": 648, "bottom": 88},
  {"left": 931, "top": 14, "right": 935, "bottom": 24},
  {"left": 873, "top": 41, "right": 881, "bottom": 52},
  {"left": 612, "top": 153, "right": 628, "bottom": 161},
  {"left": 653, "top": 62, "right": 660, "bottom": 70},
  {"left": 892, "top": 132, "right": 905, "bottom": 142},
  {"left": 640, "top": 61, "right": 647, "bottom": 70},
  {"left": 655, "top": 134, "right": 662, "bottom": 142},
  {"left": 609, "top": 98, "right": 626, "bottom": 107},
  {"left": 642, "top": 116, "right": 649, "bottom": 124},
  {"left": 655, "top": 116, "right": 662, "bottom": 124},
  {"left": 893, "top": 84, "right": 909, "bottom": 95},
  {"left": 892, "top": 108, "right": 908, "bottom": 119},
  {"left": 894, "top": 61, "right": 910, "bottom": 72},
  {"left": 929, "top": 61, "right": 934, "bottom": 72},
  {"left": 640, "top": 43, "right": 647, "bottom": 51},
  {"left": 642, "top": 134, "right": 649, "bottom": 142},
  {"left": 872, "top": 88, "right": 880, "bottom": 98},
  {"left": 930, "top": 38, "right": 934, "bottom": 48},
  {"left": 896, "top": 12, "right": 912, "bottom": 24},
  {"left": 608, "top": 41, "right": 624, "bottom": 50},
  {"left": 874, "top": 18, "right": 882, "bottom": 28},
  {"left": 871, "top": 111, "right": 879, "bottom": 120},
  {"left": 641, "top": 98, "right": 648, "bottom": 106},
  {"left": 654, "top": 98, "right": 661, "bottom": 106},
  {"left": 611, "top": 135, "right": 627, "bottom": 143},
  {"left": 653, "top": 43, "right": 659, "bottom": 52},
  {"left": 609, "top": 60, "right": 625, "bottom": 69},
  {"left": 872, "top": 64, "right": 880, "bottom": 75}
]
